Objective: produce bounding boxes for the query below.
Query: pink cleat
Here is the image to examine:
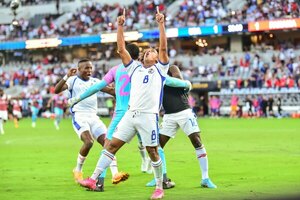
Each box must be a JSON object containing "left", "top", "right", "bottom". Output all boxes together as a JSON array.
[
  {"left": 150, "top": 188, "right": 164, "bottom": 200},
  {"left": 78, "top": 177, "right": 97, "bottom": 190}
]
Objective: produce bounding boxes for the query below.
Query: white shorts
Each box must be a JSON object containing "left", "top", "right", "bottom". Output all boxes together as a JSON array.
[
  {"left": 13, "top": 110, "right": 22, "bottom": 119},
  {"left": 71, "top": 112, "right": 107, "bottom": 140},
  {"left": 0, "top": 111, "right": 8, "bottom": 121},
  {"left": 113, "top": 110, "right": 159, "bottom": 147},
  {"left": 160, "top": 109, "right": 200, "bottom": 138}
]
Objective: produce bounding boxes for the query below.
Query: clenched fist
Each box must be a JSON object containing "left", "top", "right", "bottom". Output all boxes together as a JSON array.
[
  {"left": 117, "top": 8, "right": 126, "bottom": 26},
  {"left": 155, "top": 6, "right": 164, "bottom": 24},
  {"left": 67, "top": 68, "right": 77, "bottom": 77}
]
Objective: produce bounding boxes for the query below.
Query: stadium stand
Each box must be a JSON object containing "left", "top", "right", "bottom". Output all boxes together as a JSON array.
[
  {"left": 1, "top": 0, "right": 299, "bottom": 41},
  {"left": 0, "top": 0, "right": 300, "bottom": 118}
]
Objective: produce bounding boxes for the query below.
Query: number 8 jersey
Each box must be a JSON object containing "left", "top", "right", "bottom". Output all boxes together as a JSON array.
[{"left": 125, "top": 60, "right": 169, "bottom": 114}]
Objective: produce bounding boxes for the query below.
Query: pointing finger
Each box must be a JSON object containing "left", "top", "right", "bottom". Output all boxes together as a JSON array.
[
  {"left": 123, "top": 8, "right": 126, "bottom": 16},
  {"left": 156, "top": 6, "right": 160, "bottom": 14}
]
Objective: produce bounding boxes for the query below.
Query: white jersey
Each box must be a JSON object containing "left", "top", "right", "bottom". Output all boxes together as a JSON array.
[
  {"left": 126, "top": 60, "right": 169, "bottom": 113},
  {"left": 66, "top": 76, "right": 100, "bottom": 113}
]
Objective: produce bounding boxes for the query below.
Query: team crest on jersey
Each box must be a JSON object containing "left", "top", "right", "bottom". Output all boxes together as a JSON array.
[{"left": 148, "top": 68, "right": 154, "bottom": 74}]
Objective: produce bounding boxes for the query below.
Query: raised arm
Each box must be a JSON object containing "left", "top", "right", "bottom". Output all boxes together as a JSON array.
[
  {"left": 117, "top": 8, "right": 132, "bottom": 66},
  {"left": 54, "top": 68, "right": 77, "bottom": 94},
  {"left": 156, "top": 7, "right": 169, "bottom": 64}
]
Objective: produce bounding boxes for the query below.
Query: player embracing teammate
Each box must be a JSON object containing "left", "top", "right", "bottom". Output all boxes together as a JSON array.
[
  {"left": 75, "top": 6, "right": 216, "bottom": 200},
  {"left": 78, "top": 7, "right": 170, "bottom": 199}
]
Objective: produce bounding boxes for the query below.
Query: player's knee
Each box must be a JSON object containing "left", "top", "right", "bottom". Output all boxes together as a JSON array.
[
  {"left": 146, "top": 147, "right": 159, "bottom": 160},
  {"left": 106, "top": 142, "right": 119, "bottom": 154},
  {"left": 189, "top": 132, "right": 203, "bottom": 148},
  {"left": 84, "top": 140, "right": 94, "bottom": 149}
]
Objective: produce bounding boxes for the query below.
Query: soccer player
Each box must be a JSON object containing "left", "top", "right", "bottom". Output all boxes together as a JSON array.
[
  {"left": 68, "top": 43, "right": 152, "bottom": 175},
  {"left": 68, "top": 43, "right": 192, "bottom": 182},
  {"left": 78, "top": 7, "right": 174, "bottom": 199},
  {"left": 146, "top": 65, "right": 217, "bottom": 189},
  {"left": 47, "top": 92, "right": 67, "bottom": 130},
  {"left": 29, "top": 90, "right": 43, "bottom": 128},
  {"left": 12, "top": 99, "right": 22, "bottom": 128},
  {"left": 230, "top": 95, "right": 238, "bottom": 118},
  {"left": 0, "top": 89, "right": 9, "bottom": 134},
  {"left": 54, "top": 59, "right": 128, "bottom": 191}
]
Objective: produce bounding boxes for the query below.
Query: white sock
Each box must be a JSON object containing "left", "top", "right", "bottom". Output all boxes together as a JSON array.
[
  {"left": 91, "top": 150, "right": 115, "bottom": 180},
  {"left": 75, "top": 154, "right": 86, "bottom": 172},
  {"left": 139, "top": 145, "right": 148, "bottom": 162},
  {"left": 0, "top": 119, "right": 4, "bottom": 134},
  {"left": 109, "top": 157, "right": 118, "bottom": 177},
  {"left": 195, "top": 146, "right": 209, "bottom": 179},
  {"left": 151, "top": 158, "right": 163, "bottom": 190}
]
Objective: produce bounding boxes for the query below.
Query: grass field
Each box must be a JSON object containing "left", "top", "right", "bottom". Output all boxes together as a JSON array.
[{"left": 0, "top": 118, "right": 299, "bottom": 200}]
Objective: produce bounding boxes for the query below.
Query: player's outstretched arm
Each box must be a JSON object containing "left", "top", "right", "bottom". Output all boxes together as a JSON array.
[
  {"left": 156, "top": 6, "right": 169, "bottom": 64},
  {"left": 117, "top": 8, "right": 132, "bottom": 66},
  {"left": 165, "top": 65, "right": 192, "bottom": 91},
  {"left": 68, "top": 80, "right": 108, "bottom": 107},
  {"left": 165, "top": 76, "right": 192, "bottom": 91},
  {"left": 54, "top": 68, "right": 77, "bottom": 94},
  {"left": 101, "top": 86, "right": 115, "bottom": 97}
]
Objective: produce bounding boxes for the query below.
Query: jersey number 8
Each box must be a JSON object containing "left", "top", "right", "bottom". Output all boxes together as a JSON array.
[{"left": 143, "top": 75, "right": 149, "bottom": 83}]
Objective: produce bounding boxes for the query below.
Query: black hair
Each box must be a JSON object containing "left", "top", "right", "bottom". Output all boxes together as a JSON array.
[
  {"left": 77, "top": 58, "right": 91, "bottom": 66},
  {"left": 126, "top": 43, "right": 140, "bottom": 60}
]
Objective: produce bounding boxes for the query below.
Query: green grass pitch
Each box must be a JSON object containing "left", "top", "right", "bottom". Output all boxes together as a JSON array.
[{"left": 0, "top": 118, "right": 299, "bottom": 200}]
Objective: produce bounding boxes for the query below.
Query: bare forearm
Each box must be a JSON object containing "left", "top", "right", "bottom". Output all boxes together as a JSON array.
[
  {"left": 159, "top": 23, "right": 167, "bottom": 52},
  {"left": 158, "top": 23, "right": 168, "bottom": 62},
  {"left": 101, "top": 86, "right": 115, "bottom": 97},
  {"left": 117, "top": 25, "right": 132, "bottom": 65},
  {"left": 54, "top": 79, "right": 67, "bottom": 94},
  {"left": 117, "top": 25, "right": 126, "bottom": 54}
]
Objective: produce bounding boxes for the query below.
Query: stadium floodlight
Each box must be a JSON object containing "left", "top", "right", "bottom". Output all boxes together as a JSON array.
[
  {"left": 10, "top": 0, "right": 21, "bottom": 29},
  {"left": 12, "top": 19, "right": 19, "bottom": 27},
  {"left": 10, "top": 0, "right": 20, "bottom": 10}
]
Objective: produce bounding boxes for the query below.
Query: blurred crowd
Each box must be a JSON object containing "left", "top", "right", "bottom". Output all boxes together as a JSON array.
[
  {"left": 168, "top": 47, "right": 300, "bottom": 89},
  {"left": 1, "top": 0, "right": 299, "bottom": 41},
  {"left": 1, "top": 47, "right": 300, "bottom": 92},
  {"left": 188, "top": 94, "right": 288, "bottom": 118},
  {"left": 173, "top": 0, "right": 299, "bottom": 27},
  {"left": 0, "top": 0, "right": 74, "bottom": 7},
  {"left": 0, "top": 60, "right": 107, "bottom": 97}
]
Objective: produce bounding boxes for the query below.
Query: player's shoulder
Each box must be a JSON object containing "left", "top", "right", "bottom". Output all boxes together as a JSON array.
[
  {"left": 108, "top": 64, "right": 121, "bottom": 74},
  {"left": 155, "top": 60, "right": 169, "bottom": 68},
  {"left": 89, "top": 77, "right": 101, "bottom": 83},
  {"left": 127, "top": 60, "right": 141, "bottom": 67},
  {"left": 67, "top": 75, "right": 77, "bottom": 82}
]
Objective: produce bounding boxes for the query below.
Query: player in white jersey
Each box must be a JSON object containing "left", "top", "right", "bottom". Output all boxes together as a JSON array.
[
  {"left": 54, "top": 58, "right": 128, "bottom": 190},
  {"left": 0, "top": 89, "right": 9, "bottom": 134},
  {"left": 79, "top": 8, "right": 168, "bottom": 199}
]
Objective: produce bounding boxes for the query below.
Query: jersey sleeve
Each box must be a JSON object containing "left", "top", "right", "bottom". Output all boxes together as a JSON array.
[
  {"left": 156, "top": 60, "right": 170, "bottom": 74},
  {"left": 165, "top": 76, "right": 188, "bottom": 88},
  {"left": 65, "top": 76, "right": 76, "bottom": 90},
  {"left": 124, "top": 60, "right": 140, "bottom": 76},
  {"left": 103, "top": 66, "right": 118, "bottom": 84}
]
